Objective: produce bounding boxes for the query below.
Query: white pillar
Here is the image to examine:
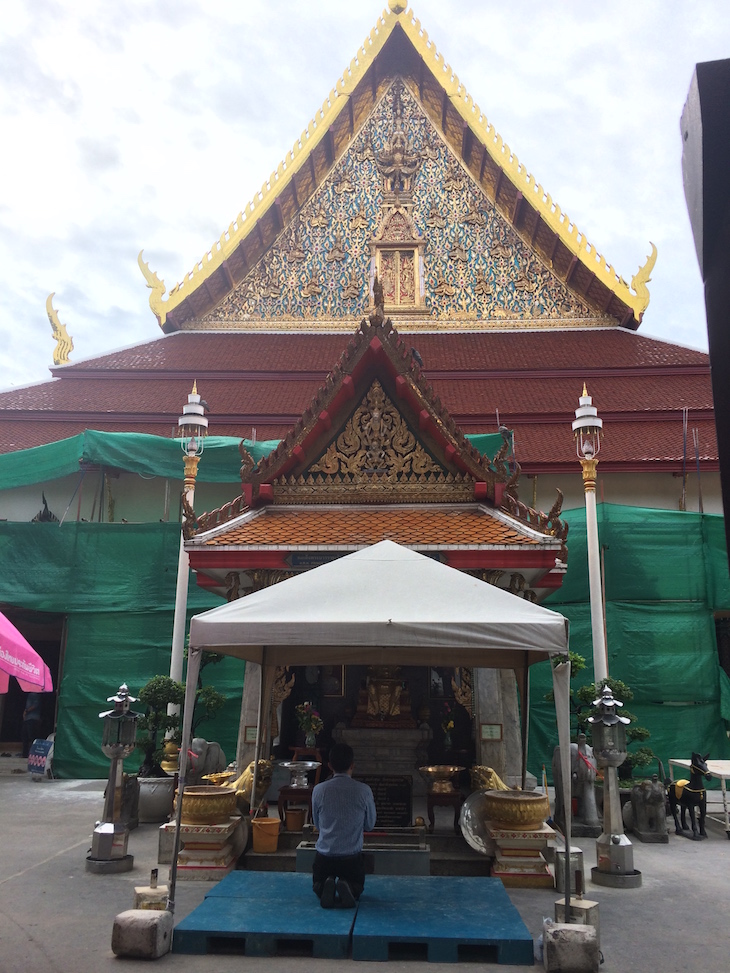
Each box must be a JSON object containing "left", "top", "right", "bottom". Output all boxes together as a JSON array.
[{"left": 584, "top": 484, "right": 608, "bottom": 684}]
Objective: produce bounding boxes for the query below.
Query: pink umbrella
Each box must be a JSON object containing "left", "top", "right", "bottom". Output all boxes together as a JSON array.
[{"left": 0, "top": 611, "right": 53, "bottom": 694}]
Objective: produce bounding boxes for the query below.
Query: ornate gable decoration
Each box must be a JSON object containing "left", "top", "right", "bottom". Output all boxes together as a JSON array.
[
  {"left": 201, "top": 80, "right": 598, "bottom": 329},
  {"left": 225, "top": 316, "right": 500, "bottom": 507},
  {"left": 145, "top": 6, "right": 656, "bottom": 331}
]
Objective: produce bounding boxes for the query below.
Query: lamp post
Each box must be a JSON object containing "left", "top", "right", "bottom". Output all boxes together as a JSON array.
[
  {"left": 169, "top": 383, "right": 208, "bottom": 696},
  {"left": 86, "top": 683, "right": 140, "bottom": 873},
  {"left": 572, "top": 385, "right": 608, "bottom": 685},
  {"left": 588, "top": 686, "right": 641, "bottom": 887}
]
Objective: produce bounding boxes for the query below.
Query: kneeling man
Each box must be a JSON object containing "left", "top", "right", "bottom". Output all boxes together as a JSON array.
[{"left": 311, "top": 742, "right": 376, "bottom": 908}]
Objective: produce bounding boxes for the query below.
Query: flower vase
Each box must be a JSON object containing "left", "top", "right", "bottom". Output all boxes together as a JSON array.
[
  {"left": 305, "top": 731, "right": 316, "bottom": 748},
  {"left": 443, "top": 731, "right": 452, "bottom": 749}
]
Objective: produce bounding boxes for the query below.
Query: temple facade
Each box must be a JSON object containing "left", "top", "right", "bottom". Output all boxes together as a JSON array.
[{"left": 0, "top": 3, "right": 727, "bottom": 777}]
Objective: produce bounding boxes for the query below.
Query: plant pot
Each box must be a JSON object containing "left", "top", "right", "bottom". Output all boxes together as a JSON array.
[{"left": 137, "top": 776, "right": 175, "bottom": 823}]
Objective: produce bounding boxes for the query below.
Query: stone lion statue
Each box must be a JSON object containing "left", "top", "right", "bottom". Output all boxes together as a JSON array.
[
  {"left": 470, "top": 766, "right": 510, "bottom": 792},
  {"left": 231, "top": 759, "right": 274, "bottom": 813}
]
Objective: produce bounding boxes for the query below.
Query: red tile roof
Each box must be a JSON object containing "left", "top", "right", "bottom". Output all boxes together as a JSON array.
[
  {"left": 202, "top": 506, "right": 551, "bottom": 548},
  {"left": 0, "top": 327, "right": 716, "bottom": 470}
]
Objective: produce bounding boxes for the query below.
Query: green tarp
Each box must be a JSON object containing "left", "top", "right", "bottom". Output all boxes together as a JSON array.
[
  {"left": 1, "top": 494, "right": 728, "bottom": 778},
  {"left": 0, "top": 522, "right": 243, "bottom": 777},
  {"left": 531, "top": 504, "right": 730, "bottom": 781},
  {"left": 0, "top": 429, "right": 510, "bottom": 490}
]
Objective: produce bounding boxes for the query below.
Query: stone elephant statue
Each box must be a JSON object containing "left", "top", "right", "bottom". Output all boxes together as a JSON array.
[
  {"left": 552, "top": 734, "right": 601, "bottom": 836},
  {"left": 623, "top": 774, "right": 668, "bottom": 842},
  {"left": 187, "top": 737, "right": 226, "bottom": 786}
]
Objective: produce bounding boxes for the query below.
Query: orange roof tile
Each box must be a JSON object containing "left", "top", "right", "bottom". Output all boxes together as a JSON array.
[{"left": 202, "top": 506, "right": 554, "bottom": 549}]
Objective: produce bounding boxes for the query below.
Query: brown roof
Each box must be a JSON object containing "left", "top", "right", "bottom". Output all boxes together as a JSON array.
[
  {"left": 200, "top": 506, "right": 550, "bottom": 549},
  {"left": 0, "top": 327, "right": 716, "bottom": 471}
]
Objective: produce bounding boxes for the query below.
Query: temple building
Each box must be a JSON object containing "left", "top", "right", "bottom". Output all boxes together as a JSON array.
[{"left": 0, "top": 3, "right": 728, "bottom": 779}]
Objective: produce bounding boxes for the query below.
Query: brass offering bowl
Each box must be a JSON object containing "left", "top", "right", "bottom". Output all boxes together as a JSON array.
[
  {"left": 418, "top": 765, "right": 465, "bottom": 794},
  {"left": 480, "top": 788, "right": 549, "bottom": 831},
  {"left": 201, "top": 770, "right": 236, "bottom": 786},
  {"left": 176, "top": 785, "right": 237, "bottom": 824}
]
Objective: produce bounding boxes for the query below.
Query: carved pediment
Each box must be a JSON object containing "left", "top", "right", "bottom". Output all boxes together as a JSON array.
[
  {"left": 310, "top": 380, "right": 443, "bottom": 480},
  {"left": 270, "top": 377, "right": 477, "bottom": 503}
]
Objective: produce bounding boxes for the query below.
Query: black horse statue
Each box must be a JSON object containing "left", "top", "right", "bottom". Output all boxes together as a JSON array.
[{"left": 667, "top": 751, "right": 711, "bottom": 840}]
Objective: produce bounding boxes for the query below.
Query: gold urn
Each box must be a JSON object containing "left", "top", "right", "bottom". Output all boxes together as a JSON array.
[
  {"left": 480, "top": 789, "right": 549, "bottom": 831},
  {"left": 418, "top": 765, "right": 464, "bottom": 794},
  {"left": 176, "top": 785, "right": 237, "bottom": 824}
]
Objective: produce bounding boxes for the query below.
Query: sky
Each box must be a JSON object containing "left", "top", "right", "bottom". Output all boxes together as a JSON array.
[{"left": 1, "top": 0, "right": 728, "bottom": 391}]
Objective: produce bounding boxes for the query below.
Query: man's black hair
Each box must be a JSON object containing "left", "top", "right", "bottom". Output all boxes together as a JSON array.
[{"left": 329, "top": 742, "right": 355, "bottom": 773}]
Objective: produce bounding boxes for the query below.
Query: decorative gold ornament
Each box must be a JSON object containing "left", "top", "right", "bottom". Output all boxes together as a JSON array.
[
  {"left": 452, "top": 667, "right": 473, "bottom": 714},
  {"left": 470, "top": 766, "right": 510, "bottom": 791},
  {"left": 310, "top": 380, "right": 442, "bottom": 480},
  {"left": 270, "top": 666, "right": 295, "bottom": 738},
  {"left": 46, "top": 293, "right": 74, "bottom": 365},
  {"left": 138, "top": 251, "right": 167, "bottom": 325},
  {"left": 631, "top": 242, "right": 658, "bottom": 317},
  {"left": 181, "top": 490, "right": 198, "bottom": 540},
  {"left": 580, "top": 457, "right": 599, "bottom": 491}
]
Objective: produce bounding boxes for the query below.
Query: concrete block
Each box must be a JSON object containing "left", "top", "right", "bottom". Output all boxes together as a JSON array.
[
  {"left": 543, "top": 920, "right": 599, "bottom": 973},
  {"left": 554, "top": 897, "right": 600, "bottom": 948},
  {"left": 111, "top": 908, "right": 173, "bottom": 958},
  {"left": 133, "top": 884, "right": 169, "bottom": 910}
]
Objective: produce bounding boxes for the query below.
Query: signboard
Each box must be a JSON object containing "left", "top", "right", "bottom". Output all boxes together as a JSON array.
[
  {"left": 355, "top": 774, "right": 412, "bottom": 828},
  {"left": 27, "top": 739, "right": 53, "bottom": 777}
]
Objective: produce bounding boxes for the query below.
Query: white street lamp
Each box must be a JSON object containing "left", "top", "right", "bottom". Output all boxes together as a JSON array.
[
  {"left": 572, "top": 385, "right": 608, "bottom": 685},
  {"left": 169, "top": 383, "right": 208, "bottom": 693}
]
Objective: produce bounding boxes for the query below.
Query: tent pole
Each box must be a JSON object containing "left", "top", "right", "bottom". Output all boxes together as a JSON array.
[
  {"left": 250, "top": 649, "right": 268, "bottom": 817},
  {"left": 520, "top": 661, "right": 530, "bottom": 790},
  {"left": 167, "top": 645, "right": 202, "bottom": 919},
  {"left": 552, "top": 660, "right": 573, "bottom": 921}
]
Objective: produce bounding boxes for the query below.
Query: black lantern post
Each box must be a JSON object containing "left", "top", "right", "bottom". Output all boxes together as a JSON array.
[
  {"left": 86, "top": 683, "right": 140, "bottom": 873},
  {"left": 588, "top": 686, "right": 641, "bottom": 887}
]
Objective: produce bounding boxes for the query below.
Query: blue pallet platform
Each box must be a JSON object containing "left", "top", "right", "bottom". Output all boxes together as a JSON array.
[
  {"left": 173, "top": 872, "right": 355, "bottom": 958},
  {"left": 351, "top": 875, "right": 534, "bottom": 964},
  {"left": 173, "top": 871, "right": 533, "bottom": 964}
]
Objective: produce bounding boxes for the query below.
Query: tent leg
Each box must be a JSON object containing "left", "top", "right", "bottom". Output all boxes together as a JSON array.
[
  {"left": 519, "top": 663, "right": 530, "bottom": 790},
  {"left": 168, "top": 645, "right": 202, "bottom": 918}
]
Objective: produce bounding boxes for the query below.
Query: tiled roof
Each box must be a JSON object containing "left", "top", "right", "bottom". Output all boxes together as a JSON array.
[
  {"left": 0, "top": 327, "right": 716, "bottom": 469},
  {"left": 53, "top": 328, "right": 709, "bottom": 375},
  {"left": 201, "top": 506, "right": 552, "bottom": 548}
]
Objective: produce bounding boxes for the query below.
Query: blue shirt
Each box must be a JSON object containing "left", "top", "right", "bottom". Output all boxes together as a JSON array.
[{"left": 311, "top": 773, "right": 377, "bottom": 857}]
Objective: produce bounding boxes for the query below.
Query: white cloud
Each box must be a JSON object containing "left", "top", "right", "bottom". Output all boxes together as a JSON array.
[{"left": 1, "top": 0, "right": 727, "bottom": 389}]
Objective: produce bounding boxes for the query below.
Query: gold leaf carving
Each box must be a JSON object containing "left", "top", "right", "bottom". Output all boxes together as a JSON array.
[
  {"left": 310, "top": 380, "right": 443, "bottom": 480},
  {"left": 46, "top": 293, "right": 74, "bottom": 365}
]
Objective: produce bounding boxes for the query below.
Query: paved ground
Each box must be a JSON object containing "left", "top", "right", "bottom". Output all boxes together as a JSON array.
[{"left": 0, "top": 762, "right": 728, "bottom": 973}]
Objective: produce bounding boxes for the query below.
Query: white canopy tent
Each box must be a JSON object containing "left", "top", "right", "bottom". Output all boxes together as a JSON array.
[{"left": 169, "top": 541, "right": 573, "bottom": 908}]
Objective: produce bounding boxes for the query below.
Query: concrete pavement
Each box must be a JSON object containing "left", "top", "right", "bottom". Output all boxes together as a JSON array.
[{"left": 0, "top": 765, "right": 728, "bottom": 973}]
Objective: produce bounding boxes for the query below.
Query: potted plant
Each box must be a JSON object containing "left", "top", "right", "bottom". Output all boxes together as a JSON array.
[{"left": 135, "top": 675, "right": 185, "bottom": 823}]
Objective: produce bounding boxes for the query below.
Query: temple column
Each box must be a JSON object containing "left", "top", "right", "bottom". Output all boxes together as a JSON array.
[{"left": 473, "top": 667, "right": 531, "bottom": 788}]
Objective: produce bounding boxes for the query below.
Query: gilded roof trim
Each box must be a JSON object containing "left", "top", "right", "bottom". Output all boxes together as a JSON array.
[{"left": 143, "top": 4, "right": 653, "bottom": 327}]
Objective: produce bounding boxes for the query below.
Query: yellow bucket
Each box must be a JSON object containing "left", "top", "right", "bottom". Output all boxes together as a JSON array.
[
  {"left": 252, "top": 817, "right": 280, "bottom": 853},
  {"left": 285, "top": 807, "right": 306, "bottom": 832}
]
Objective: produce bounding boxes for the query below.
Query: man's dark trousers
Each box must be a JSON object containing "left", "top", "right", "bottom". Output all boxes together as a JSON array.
[{"left": 312, "top": 851, "right": 366, "bottom": 899}]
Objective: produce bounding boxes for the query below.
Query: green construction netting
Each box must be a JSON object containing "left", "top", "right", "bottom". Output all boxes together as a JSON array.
[
  {"left": 0, "top": 429, "right": 510, "bottom": 489},
  {"left": 532, "top": 504, "right": 730, "bottom": 782},
  {"left": 2, "top": 504, "right": 728, "bottom": 779},
  {"left": 0, "top": 522, "right": 243, "bottom": 777}
]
